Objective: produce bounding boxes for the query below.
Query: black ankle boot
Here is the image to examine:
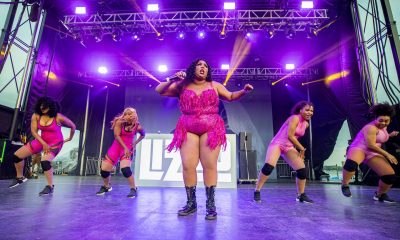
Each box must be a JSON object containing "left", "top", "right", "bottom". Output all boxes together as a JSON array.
[
  {"left": 205, "top": 186, "right": 217, "bottom": 220},
  {"left": 178, "top": 186, "right": 197, "bottom": 216}
]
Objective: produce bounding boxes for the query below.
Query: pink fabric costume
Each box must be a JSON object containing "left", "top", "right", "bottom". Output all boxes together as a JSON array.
[
  {"left": 105, "top": 123, "right": 138, "bottom": 166},
  {"left": 269, "top": 115, "right": 307, "bottom": 154},
  {"left": 168, "top": 83, "right": 226, "bottom": 151},
  {"left": 348, "top": 122, "right": 389, "bottom": 161},
  {"left": 27, "top": 117, "right": 64, "bottom": 158}
]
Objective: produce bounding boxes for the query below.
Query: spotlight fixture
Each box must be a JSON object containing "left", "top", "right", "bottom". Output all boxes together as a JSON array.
[{"left": 285, "top": 26, "right": 296, "bottom": 40}]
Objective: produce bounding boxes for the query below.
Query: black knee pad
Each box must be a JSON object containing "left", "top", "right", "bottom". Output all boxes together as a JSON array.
[
  {"left": 343, "top": 159, "right": 358, "bottom": 172},
  {"left": 40, "top": 161, "right": 52, "bottom": 171},
  {"left": 100, "top": 170, "right": 110, "bottom": 178},
  {"left": 121, "top": 167, "right": 132, "bottom": 178},
  {"left": 261, "top": 163, "right": 275, "bottom": 176},
  {"left": 380, "top": 174, "right": 396, "bottom": 185},
  {"left": 296, "top": 168, "right": 307, "bottom": 180},
  {"left": 13, "top": 155, "right": 23, "bottom": 163}
]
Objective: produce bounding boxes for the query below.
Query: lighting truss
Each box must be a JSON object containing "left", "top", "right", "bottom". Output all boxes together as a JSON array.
[
  {"left": 78, "top": 67, "right": 318, "bottom": 82},
  {"left": 62, "top": 9, "right": 329, "bottom": 38}
]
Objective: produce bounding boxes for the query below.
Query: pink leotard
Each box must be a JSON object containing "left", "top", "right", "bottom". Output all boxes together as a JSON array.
[
  {"left": 168, "top": 82, "right": 226, "bottom": 151},
  {"left": 27, "top": 116, "right": 64, "bottom": 158},
  {"left": 348, "top": 122, "right": 389, "bottom": 161},
  {"left": 270, "top": 115, "right": 307, "bottom": 154},
  {"left": 105, "top": 123, "right": 138, "bottom": 166}
]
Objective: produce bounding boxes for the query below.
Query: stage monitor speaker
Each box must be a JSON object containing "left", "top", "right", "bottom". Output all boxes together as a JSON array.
[
  {"left": 239, "top": 132, "right": 252, "bottom": 151},
  {"left": 0, "top": 140, "right": 25, "bottom": 179},
  {"left": 238, "top": 150, "right": 257, "bottom": 181}
]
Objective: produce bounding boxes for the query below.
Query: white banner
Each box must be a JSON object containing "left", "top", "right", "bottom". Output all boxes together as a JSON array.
[{"left": 134, "top": 134, "right": 237, "bottom": 188}]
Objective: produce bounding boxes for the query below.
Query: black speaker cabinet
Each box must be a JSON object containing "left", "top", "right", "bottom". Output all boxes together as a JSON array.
[
  {"left": 238, "top": 150, "right": 257, "bottom": 181},
  {"left": 239, "top": 132, "right": 252, "bottom": 151}
]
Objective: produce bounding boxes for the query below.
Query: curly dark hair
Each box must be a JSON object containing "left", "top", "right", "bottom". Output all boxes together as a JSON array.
[
  {"left": 291, "top": 101, "right": 314, "bottom": 115},
  {"left": 177, "top": 59, "right": 212, "bottom": 93},
  {"left": 369, "top": 102, "right": 395, "bottom": 118},
  {"left": 34, "top": 97, "right": 60, "bottom": 118}
]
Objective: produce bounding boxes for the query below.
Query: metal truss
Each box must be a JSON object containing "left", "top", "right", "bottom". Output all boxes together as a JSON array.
[
  {"left": 351, "top": 0, "right": 400, "bottom": 105},
  {"left": 62, "top": 9, "right": 329, "bottom": 38},
  {"left": 79, "top": 67, "right": 318, "bottom": 82}
]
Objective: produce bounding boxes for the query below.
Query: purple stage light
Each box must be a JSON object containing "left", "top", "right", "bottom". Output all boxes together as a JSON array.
[
  {"left": 221, "top": 64, "right": 230, "bottom": 70},
  {"left": 147, "top": 4, "right": 159, "bottom": 12},
  {"left": 285, "top": 64, "right": 295, "bottom": 70},
  {"left": 98, "top": 66, "right": 108, "bottom": 74},
  {"left": 158, "top": 65, "right": 168, "bottom": 72},
  {"left": 224, "top": 2, "right": 235, "bottom": 10},
  {"left": 75, "top": 7, "right": 86, "bottom": 14},
  {"left": 301, "top": 1, "right": 314, "bottom": 9},
  {"left": 197, "top": 31, "right": 205, "bottom": 39},
  {"left": 285, "top": 83, "right": 289, "bottom": 87}
]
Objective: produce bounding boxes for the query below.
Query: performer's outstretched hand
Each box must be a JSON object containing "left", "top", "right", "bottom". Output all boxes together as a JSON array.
[{"left": 243, "top": 84, "right": 254, "bottom": 93}]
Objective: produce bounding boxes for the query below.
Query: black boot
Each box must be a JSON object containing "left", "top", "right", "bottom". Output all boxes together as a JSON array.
[
  {"left": 205, "top": 186, "right": 217, "bottom": 220},
  {"left": 178, "top": 186, "right": 197, "bottom": 216}
]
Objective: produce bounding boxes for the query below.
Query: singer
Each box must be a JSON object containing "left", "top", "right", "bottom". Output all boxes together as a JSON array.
[
  {"left": 253, "top": 101, "right": 314, "bottom": 203},
  {"left": 155, "top": 59, "right": 253, "bottom": 220}
]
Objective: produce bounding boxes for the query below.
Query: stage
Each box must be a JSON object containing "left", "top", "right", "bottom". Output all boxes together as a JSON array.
[{"left": 1, "top": 176, "right": 399, "bottom": 239}]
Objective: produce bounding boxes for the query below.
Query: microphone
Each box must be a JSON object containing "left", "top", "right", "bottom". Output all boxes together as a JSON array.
[{"left": 166, "top": 72, "right": 186, "bottom": 82}]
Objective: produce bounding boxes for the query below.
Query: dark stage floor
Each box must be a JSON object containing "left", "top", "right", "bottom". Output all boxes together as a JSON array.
[{"left": 1, "top": 176, "right": 399, "bottom": 240}]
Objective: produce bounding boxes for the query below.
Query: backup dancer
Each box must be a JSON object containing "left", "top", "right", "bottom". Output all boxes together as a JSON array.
[
  {"left": 156, "top": 59, "right": 253, "bottom": 220},
  {"left": 341, "top": 103, "right": 398, "bottom": 202},
  {"left": 9, "top": 97, "right": 76, "bottom": 196},
  {"left": 254, "top": 101, "right": 314, "bottom": 203},
  {"left": 96, "top": 107, "right": 145, "bottom": 198}
]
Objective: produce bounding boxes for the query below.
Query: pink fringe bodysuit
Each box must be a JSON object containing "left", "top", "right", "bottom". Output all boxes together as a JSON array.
[{"left": 168, "top": 83, "right": 226, "bottom": 151}]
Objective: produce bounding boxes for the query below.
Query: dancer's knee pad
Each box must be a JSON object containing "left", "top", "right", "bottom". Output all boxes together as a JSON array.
[
  {"left": 13, "top": 155, "right": 23, "bottom": 163},
  {"left": 380, "top": 174, "right": 396, "bottom": 185},
  {"left": 100, "top": 170, "right": 110, "bottom": 178},
  {"left": 121, "top": 167, "right": 132, "bottom": 178},
  {"left": 296, "top": 168, "right": 307, "bottom": 180},
  {"left": 343, "top": 159, "right": 358, "bottom": 172},
  {"left": 261, "top": 163, "right": 274, "bottom": 176},
  {"left": 40, "top": 161, "right": 52, "bottom": 171}
]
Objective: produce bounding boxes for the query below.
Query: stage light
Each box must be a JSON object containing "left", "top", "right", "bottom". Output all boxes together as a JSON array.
[
  {"left": 285, "top": 64, "right": 295, "bottom": 70},
  {"left": 75, "top": 6, "right": 86, "bottom": 14},
  {"left": 112, "top": 30, "right": 122, "bottom": 42},
  {"left": 94, "top": 31, "right": 103, "bottom": 42},
  {"left": 197, "top": 30, "right": 205, "bottom": 39},
  {"left": 158, "top": 65, "right": 168, "bottom": 72},
  {"left": 301, "top": 1, "right": 314, "bottom": 9},
  {"left": 147, "top": 4, "right": 159, "bottom": 12},
  {"left": 245, "top": 31, "right": 252, "bottom": 39},
  {"left": 285, "top": 83, "right": 289, "bottom": 87},
  {"left": 98, "top": 66, "right": 108, "bottom": 74},
  {"left": 286, "top": 26, "right": 296, "bottom": 39},
  {"left": 221, "top": 64, "right": 230, "bottom": 70},
  {"left": 132, "top": 34, "right": 140, "bottom": 41},
  {"left": 266, "top": 26, "right": 275, "bottom": 39},
  {"left": 219, "top": 31, "right": 227, "bottom": 39},
  {"left": 306, "top": 25, "right": 318, "bottom": 39},
  {"left": 156, "top": 32, "right": 165, "bottom": 41},
  {"left": 224, "top": 2, "right": 235, "bottom": 10}
]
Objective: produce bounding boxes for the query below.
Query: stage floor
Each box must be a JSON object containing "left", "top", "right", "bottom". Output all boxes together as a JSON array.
[{"left": 1, "top": 176, "right": 399, "bottom": 240}]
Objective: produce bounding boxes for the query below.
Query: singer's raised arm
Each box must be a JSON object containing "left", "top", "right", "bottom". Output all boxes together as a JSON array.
[{"left": 155, "top": 80, "right": 180, "bottom": 97}]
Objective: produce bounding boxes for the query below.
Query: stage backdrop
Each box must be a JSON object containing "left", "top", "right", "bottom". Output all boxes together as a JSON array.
[{"left": 134, "top": 134, "right": 237, "bottom": 188}]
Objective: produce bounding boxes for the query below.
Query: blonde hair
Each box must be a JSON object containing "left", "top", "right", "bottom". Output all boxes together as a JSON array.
[{"left": 110, "top": 107, "right": 138, "bottom": 129}]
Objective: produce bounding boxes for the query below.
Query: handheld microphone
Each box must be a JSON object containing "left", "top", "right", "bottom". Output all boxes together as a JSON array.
[{"left": 166, "top": 72, "right": 186, "bottom": 82}]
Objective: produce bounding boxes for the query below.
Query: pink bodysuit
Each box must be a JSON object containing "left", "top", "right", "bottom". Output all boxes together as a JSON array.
[
  {"left": 168, "top": 83, "right": 226, "bottom": 151},
  {"left": 270, "top": 115, "right": 307, "bottom": 154},
  {"left": 27, "top": 116, "right": 64, "bottom": 158},
  {"left": 348, "top": 122, "right": 389, "bottom": 161},
  {"left": 105, "top": 123, "right": 138, "bottom": 165}
]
